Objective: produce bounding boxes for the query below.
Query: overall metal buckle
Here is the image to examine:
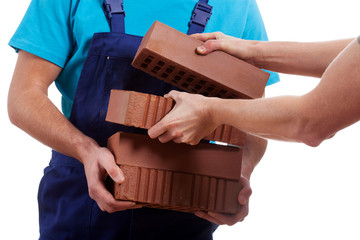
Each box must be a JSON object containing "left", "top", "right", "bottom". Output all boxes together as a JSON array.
[
  {"left": 189, "top": 2, "right": 213, "bottom": 27},
  {"left": 104, "top": 0, "right": 125, "bottom": 19}
]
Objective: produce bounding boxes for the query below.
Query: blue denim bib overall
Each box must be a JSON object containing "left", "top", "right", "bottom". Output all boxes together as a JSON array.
[{"left": 38, "top": 0, "right": 217, "bottom": 239}]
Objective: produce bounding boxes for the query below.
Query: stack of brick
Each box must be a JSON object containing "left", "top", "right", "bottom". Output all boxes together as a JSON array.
[{"left": 105, "top": 21, "right": 269, "bottom": 213}]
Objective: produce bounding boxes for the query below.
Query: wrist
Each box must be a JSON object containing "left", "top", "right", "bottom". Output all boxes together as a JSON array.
[
  {"left": 73, "top": 136, "right": 100, "bottom": 164},
  {"left": 250, "top": 41, "right": 267, "bottom": 69},
  {"left": 206, "top": 97, "right": 223, "bottom": 127}
]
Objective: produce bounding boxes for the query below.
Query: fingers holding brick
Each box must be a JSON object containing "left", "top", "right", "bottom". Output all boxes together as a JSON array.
[
  {"left": 147, "top": 117, "right": 170, "bottom": 140},
  {"left": 196, "top": 40, "right": 229, "bottom": 55},
  {"left": 194, "top": 176, "right": 252, "bottom": 226},
  {"left": 191, "top": 32, "right": 260, "bottom": 66},
  {"left": 82, "top": 146, "right": 141, "bottom": 213},
  {"left": 191, "top": 31, "right": 231, "bottom": 42},
  {"left": 89, "top": 180, "right": 138, "bottom": 213},
  {"left": 163, "top": 89, "right": 182, "bottom": 100},
  {"left": 148, "top": 91, "right": 217, "bottom": 145},
  {"left": 238, "top": 177, "right": 252, "bottom": 205},
  {"left": 156, "top": 127, "right": 183, "bottom": 143},
  {"left": 191, "top": 32, "right": 236, "bottom": 56}
]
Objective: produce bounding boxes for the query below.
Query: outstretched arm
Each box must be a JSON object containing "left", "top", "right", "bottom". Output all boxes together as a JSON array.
[
  {"left": 149, "top": 38, "right": 360, "bottom": 147},
  {"left": 210, "top": 38, "right": 360, "bottom": 146},
  {"left": 8, "top": 51, "right": 138, "bottom": 212},
  {"left": 193, "top": 32, "right": 352, "bottom": 77}
]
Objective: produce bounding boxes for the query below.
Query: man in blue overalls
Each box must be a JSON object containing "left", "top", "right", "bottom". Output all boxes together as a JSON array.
[{"left": 8, "top": 0, "right": 279, "bottom": 239}]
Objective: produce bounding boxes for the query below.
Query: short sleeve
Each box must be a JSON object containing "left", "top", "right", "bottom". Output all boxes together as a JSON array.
[
  {"left": 9, "top": 0, "right": 74, "bottom": 68},
  {"left": 242, "top": 0, "right": 280, "bottom": 86}
]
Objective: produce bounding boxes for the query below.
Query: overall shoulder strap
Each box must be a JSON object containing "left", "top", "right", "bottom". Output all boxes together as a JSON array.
[
  {"left": 103, "top": 0, "right": 212, "bottom": 35},
  {"left": 187, "top": 0, "right": 213, "bottom": 35},
  {"left": 103, "top": 0, "right": 126, "bottom": 33}
]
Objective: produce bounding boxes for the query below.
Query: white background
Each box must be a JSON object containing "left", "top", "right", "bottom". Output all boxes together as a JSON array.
[{"left": 0, "top": 0, "right": 359, "bottom": 239}]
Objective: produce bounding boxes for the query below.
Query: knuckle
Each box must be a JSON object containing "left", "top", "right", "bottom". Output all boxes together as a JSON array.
[
  {"left": 206, "top": 40, "right": 217, "bottom": 49},
  {"left": 177, "top": 91, "right": 186, "bottom": 100},
  {"left": 215, "top": 31, "right": 223, "bottom": 39},
  {"left": 173, "top": 130, "right": 183, "bottom": 138}
]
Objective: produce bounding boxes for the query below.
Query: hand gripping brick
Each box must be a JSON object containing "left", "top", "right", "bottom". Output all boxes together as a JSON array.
[
  {"left": 132, "top": 21, "right": 269, "bottom": 99},
  {"left": 107, "top": 132, "right": 243, "bottom": 214},
  {"left": 106, "top": 90, "right": 246, "bottom": 146}
]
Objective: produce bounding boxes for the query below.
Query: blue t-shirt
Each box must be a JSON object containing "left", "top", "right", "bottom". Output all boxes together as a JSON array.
[{"left": 9, "top": 0, "right": 279, "bottom": 118}]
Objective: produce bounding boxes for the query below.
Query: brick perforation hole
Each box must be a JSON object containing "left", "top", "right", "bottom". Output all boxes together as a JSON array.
[{"left": 139, "top": 55, "right": 242, "bottom": 99}]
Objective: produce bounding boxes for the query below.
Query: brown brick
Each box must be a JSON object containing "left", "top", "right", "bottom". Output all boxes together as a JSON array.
[
  {"left": 107, "top": 132, "right": 243, "bottom": 214},
  {"left": 132, "top": 21, "right": 269, "bottom": 99},
  {"left": 106, "top": 90, "right": 246, "bottom": 146}
]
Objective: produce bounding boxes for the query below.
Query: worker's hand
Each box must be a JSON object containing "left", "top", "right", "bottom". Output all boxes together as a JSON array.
[
  {"left": 148, "top": 90, "right": 218, "bottom": 145},
  {"left": 191, "top": 32, "right": 261, "bottom": 67},
  {"left": 82, "top": 145, "right": 141, "bottom": 213},
  {"left": 194, "top": 176, "right": 252, "bottom": 226}
]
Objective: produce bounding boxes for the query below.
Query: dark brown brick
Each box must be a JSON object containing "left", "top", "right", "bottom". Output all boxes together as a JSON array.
[{"left": 132, "top": 21, "right": 269, "bottom": 99}]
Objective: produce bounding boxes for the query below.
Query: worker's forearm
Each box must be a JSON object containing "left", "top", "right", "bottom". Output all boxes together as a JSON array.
[
  {"left": 7, "top": 50, "right": 99, "bottom": 163},
  {"left": 8, "top": 88, "right": 96, "bottom": 163},
  {"left": 8, "top": 51, "right": 131, "bottom": 212},
  {"left": 253, "top": 39, "right": 352, "bottom": 77}
]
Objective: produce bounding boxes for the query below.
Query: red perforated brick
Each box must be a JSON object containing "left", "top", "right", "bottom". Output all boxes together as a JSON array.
[
  {"left": 106, "top": 90, "right": 246, "bottom": 146},
  {"left": 132, "top": 21, "right": 269, "bottom": 99},
  {"left": 107, "top": 132, "right": 243, "bottom": 214}
]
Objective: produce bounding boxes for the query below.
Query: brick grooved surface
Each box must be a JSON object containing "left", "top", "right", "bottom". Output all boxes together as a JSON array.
[
  {"left": 106, "top": 90, "right": 246, "bottom": 146},
  {"left": 134, "top": 167, "right": 141, "bottom": 200},
  {"left": 113, "top": 165, "right": 240, "bottom": 214}
]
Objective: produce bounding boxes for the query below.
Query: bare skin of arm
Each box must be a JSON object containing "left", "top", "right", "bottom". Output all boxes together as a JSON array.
[
  {"left": 148, "top": 37, "right": 360, "bottom": 147},
  {"left": 193, "top": 32, "right": 352, "bottom": 77},
  {"left": 8, "top": 50, "right": 140, "bottom": 213}
]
